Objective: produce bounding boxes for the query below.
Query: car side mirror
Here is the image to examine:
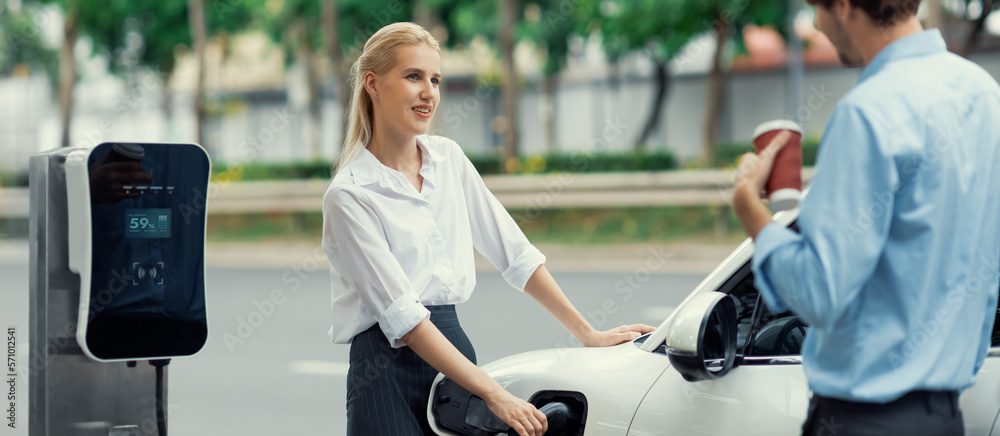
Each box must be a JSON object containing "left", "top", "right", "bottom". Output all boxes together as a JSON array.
[{"left": 665, "top": 292, "right": 738, "bottom": 382}]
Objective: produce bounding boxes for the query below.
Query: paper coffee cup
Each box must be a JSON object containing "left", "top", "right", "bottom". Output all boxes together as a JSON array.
[
  {"left": 107, "top": 143, "right": 145, "bottom": 163},
  {"left": 752, "top": 120, "right": 802, "bottom": 211}
]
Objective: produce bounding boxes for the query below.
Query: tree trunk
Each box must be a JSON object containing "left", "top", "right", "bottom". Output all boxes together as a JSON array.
[
  {"left": 635, "top": 61, "right": 669, "bottom": 150},
  {"left": 413, "top": 0, "right": 434, "bottom": 30},
  {"left": 188, "top": 0, "right": 207, "bottom": 151},
  {"left": 703, "top": 18, "right": 732, "bottom": 165},
  {"left": 498, "top": 0, "right": 519, "bottom": 171},
  {"left": 542, "top": 74, "right": 557, "bottom": 154},
  {"left": 58, "top": 7, "right": 78, "bottom": 147},
  {"left": 161, "top": 85, "right": 174, "bottom": 141},
  {"left": 961, "top": 0, "right": 994, "bottom": 57},
  {"left": 323, "top": 0, "right": 349, "bottom": 153},
  {"left": 412, "top": 0, "right": 444, "bottom": 136},
  {"left": 301, "top": 43, "right": 322, "bottom": 160},
  {"left": 924, "top": 0, "right": 944, "bottom": 30}
]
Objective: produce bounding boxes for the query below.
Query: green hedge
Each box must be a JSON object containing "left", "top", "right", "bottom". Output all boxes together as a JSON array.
[
  {"left": 210, "top": 149, "right": 678, "bottom": 181},
  {"left": 212, "top": 160, "right": 333, "bottom": 181},
  {"left": 469, "top": 149, "right": 678, "bottom": 175},
  {"left": 0, "top": 170, "right": 28, "bottom": 188}
]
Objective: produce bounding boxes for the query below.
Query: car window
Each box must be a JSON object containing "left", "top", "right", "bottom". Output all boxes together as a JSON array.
[
  {"left": 992, "top": 284, "right": 999, "bottom": 347},
  {"left": 750, "top": 304, "right": 808, "bottom": 356},
  {"left": 739, "top": 281, "right": 996, "bottom": 355},
  {"left": 719, "top": 261, "right": 808, "bottom": 357},
  {"left": 719, "top": 221, "right": 991, "bottom": 355},
  {"left": 718, "top": 264, "right": 759, "bottom": 356}
]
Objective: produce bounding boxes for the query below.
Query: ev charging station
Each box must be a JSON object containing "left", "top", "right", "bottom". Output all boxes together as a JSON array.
[{"left": 28, "top": 143, "right": 210, "bottom": 435}]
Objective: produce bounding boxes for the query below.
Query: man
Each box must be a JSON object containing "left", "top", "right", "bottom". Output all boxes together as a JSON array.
[{"left": 732, "top": 0, "right": 1000, "bottom": 434}]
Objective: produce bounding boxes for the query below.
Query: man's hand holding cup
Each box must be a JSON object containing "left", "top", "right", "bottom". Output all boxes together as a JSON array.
[
  {"left": 732, "top": 120, "right": 802, "bottom": 239},
  {"left": 734, "top": 120, "right": 803, "bottom": 211},
  {"left": 734, "top": 130, "right": 792, "bottom": 198}
]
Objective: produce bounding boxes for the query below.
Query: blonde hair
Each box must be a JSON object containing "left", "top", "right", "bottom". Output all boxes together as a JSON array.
[{"left": 335, "top": 22, "right": 441, "bottom": 174}]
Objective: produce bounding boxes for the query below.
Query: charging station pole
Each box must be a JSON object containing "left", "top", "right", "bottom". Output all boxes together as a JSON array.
[{"left": 29, "top": 149, "right": 158, "bottom": 436}]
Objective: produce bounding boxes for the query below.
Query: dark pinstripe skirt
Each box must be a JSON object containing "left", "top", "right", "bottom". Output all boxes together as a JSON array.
[{"left": 346, "top": 305, "right": 476, "bottom": 435}]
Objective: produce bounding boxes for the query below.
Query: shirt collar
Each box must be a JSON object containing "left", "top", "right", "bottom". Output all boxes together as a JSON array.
[
  {"left": 857, "top": 29, "right": 946, "bottom": 84},
  {"left": 416, "top": 135, "right": 446, "bottom": 188},
  {"left": 347, "top": 135, "right": 447, "bottom": 190}
]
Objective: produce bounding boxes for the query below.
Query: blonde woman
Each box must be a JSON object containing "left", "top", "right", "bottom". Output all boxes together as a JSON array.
[{"left": 322, "top": 22, "right": 653, "bottom": 436}]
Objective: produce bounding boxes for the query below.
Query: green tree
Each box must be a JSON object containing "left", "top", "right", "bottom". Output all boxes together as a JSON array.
[
  {"left": 37, "top": 0, "right": 109, "bottom": 147},
  {"left": 431, "top": 0, "right": 578, "bottom": 165},
  {"left": 255, "top": 0, "right": 323, "bottom": 159},
  {"left": 256, "top": 0, "right": 408, "bottom": 160},
  {"left": 27, "top": 0, "right": 222, "bottom": 148},
  {"left": 82, "top": 2, "right": 188, "bottom": 140},
  {"left": 579, "top": 0, "right": 705, "bottom": 150},
  {"left": 0, "top": 3, "right": 58, "bottom": 81},
  {"left": 412, "top": 0, "right": 523, "bottom": 168},
  {"left": 322, "top": 0, "right": 348, "bottom": 151},
  {"left": 188, "top": 0, "right": 207, "bottom": 150},
  {"left": 440, "top": 0, "right": 520, "bottom": 168},
  {"left": 84, "top": 1, "right": 253, "bottom": 149},
  {"left": 329, "top": 0, "right": 401, "bottom": 158},
  {"left": 575, "top": 0, "right": 793, "bottom": 163},
  {"left": 521, "top": 0, "right": 579, "bottom": 153},
  {"left": 497, "top": 0, "right": 518, "bottom": 169},
  {"left": 700, "top": 0, "right": 790, "bottom": 163}
]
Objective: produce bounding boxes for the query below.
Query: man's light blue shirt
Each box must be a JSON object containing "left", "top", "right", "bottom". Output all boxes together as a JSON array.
[{"left": 753, "top": 29, "right": 1000, "bottom": 403}]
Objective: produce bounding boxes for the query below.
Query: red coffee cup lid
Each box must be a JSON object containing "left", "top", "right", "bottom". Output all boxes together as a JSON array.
[{"left": 753, "top": 120, "right": 802, "bottom": 139}]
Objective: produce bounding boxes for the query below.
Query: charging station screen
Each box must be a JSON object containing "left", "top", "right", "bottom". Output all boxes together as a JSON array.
[
  {"left": 125, "top": 208, "right": 171, "bottom": 238},
  {"left": 85, "top": 143, "right": 209, "bottom": 360}
]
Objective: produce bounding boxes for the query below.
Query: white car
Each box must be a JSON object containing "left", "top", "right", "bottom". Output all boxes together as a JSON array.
[{"left": 428, "top": 207, "right": 1000, "bottom": 435}]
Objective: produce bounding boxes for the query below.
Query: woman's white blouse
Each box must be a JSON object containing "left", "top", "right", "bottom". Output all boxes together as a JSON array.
[{"left": 322, "top": 135, "right": 546, "bottom": 348}]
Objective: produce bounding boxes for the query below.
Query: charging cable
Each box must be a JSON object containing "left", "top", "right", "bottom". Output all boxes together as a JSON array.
[{"left": 149, "top": 359, "right": 171, "bottom": 436}]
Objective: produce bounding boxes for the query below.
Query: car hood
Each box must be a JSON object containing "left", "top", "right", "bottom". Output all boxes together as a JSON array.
[{"left": 479, "top": 341, "right": 672, "bottom": 434}]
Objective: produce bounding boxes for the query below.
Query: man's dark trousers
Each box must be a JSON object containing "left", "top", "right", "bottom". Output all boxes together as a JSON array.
[{"left": 802, "top": 390, "right": 963, "bottom": 436}]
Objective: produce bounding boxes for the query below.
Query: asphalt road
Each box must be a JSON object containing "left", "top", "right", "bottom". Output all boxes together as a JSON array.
[{"left": 0, "top": 264, "right": 706, "bottom": 435}]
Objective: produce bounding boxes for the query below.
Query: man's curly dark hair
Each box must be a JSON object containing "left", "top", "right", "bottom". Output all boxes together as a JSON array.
[{"left": 806, "top": 0, "right": 922, "bottom": 26}]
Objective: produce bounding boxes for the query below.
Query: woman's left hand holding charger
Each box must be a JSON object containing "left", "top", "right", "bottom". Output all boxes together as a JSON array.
[{"left": 402, "top": 319, "right": 549, "bottom": 436}]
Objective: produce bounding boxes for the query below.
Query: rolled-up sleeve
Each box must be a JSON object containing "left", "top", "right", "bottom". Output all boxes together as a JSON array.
[
  {"left": 323, "top": 187, "right": 429, "bottom": 347},
  {"left": 751, "top": 104, "right": 896, "bottom": 330},
  {"left": 457, "top": 153, "right": 546, "bottom": 291},
  {"left": 752, "top": 222, "right": 801, "bottom": 313}
]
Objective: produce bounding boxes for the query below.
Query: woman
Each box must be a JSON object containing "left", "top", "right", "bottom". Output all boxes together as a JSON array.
[{"left": 322, "top": 22, "right": 653, "bottom": 436}]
